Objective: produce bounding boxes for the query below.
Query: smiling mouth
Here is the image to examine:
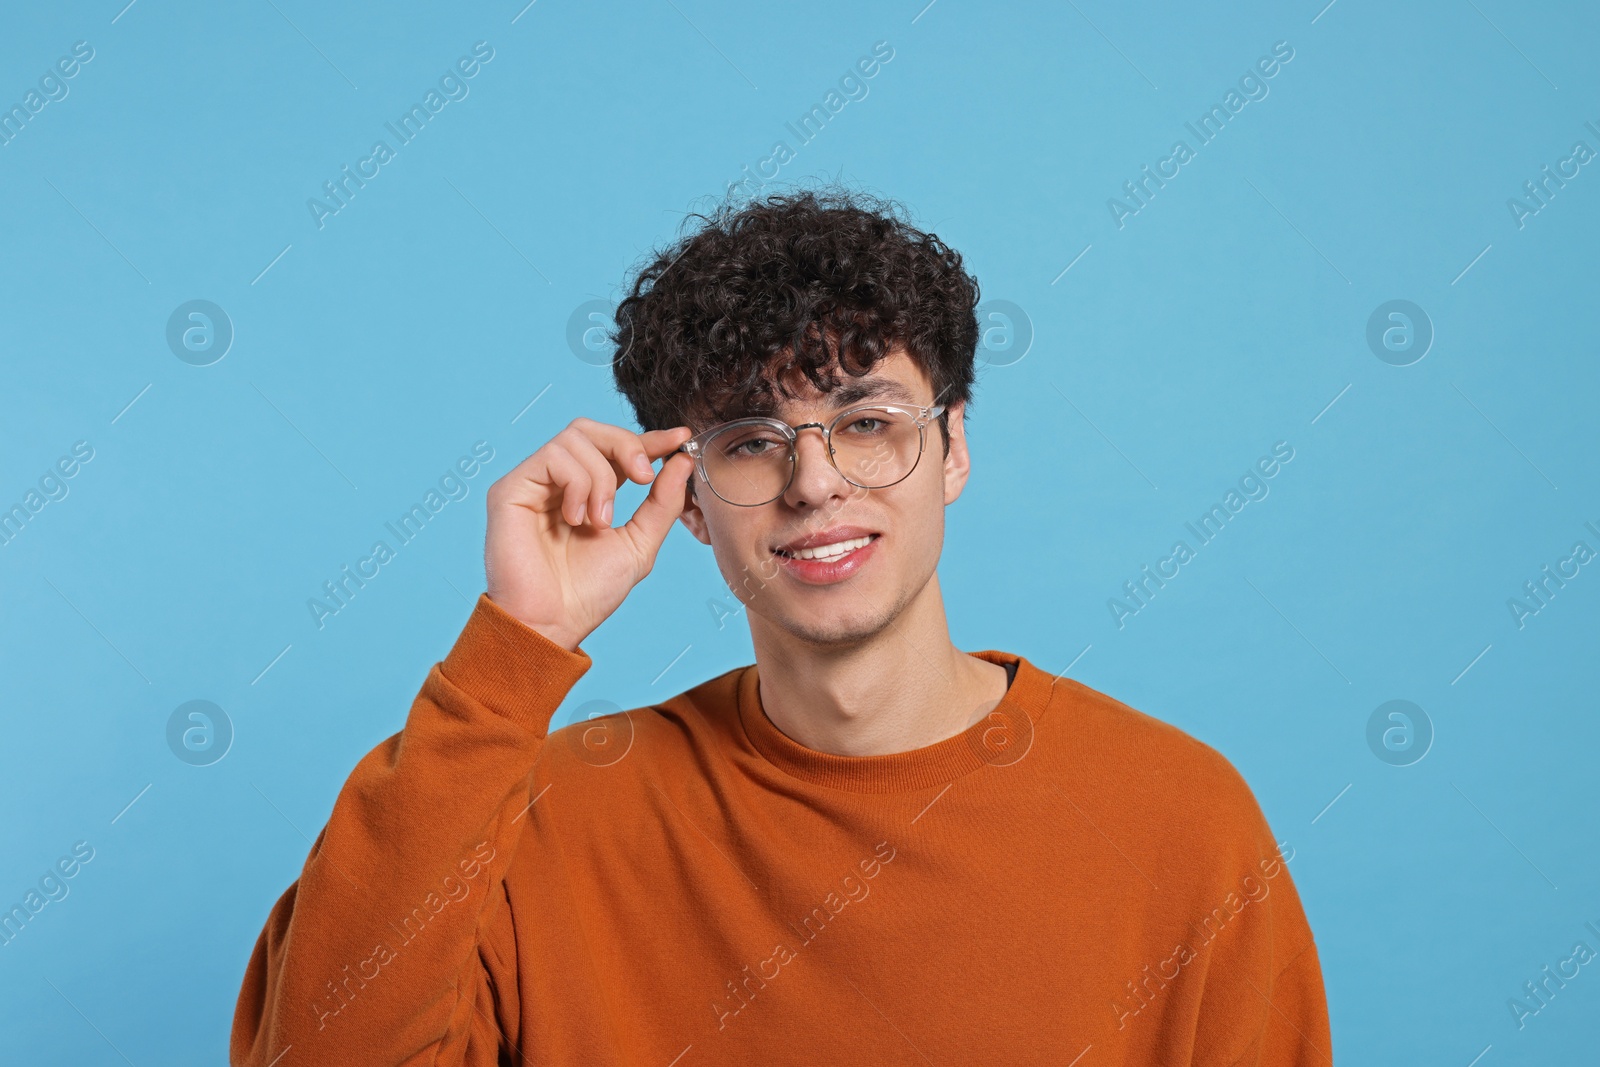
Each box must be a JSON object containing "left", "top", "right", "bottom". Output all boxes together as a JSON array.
[{"left": 773, "top": 534, "right": 879, "bottom": 561}]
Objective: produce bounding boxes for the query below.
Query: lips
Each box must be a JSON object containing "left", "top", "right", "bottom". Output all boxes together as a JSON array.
[
  {"left": 773, "top": 525, "right": 880, "bottom": 560},
  {"left": 773, "top": 531, "right": 881, "bottom": 585},
  {"left": 776, "top": 534, "right": 877, "bottom": 561}
]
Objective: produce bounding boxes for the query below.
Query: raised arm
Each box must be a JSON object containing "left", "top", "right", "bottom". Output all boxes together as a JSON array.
[{"left": 229, "top": 420, "right": 694, "bottom": 1067}]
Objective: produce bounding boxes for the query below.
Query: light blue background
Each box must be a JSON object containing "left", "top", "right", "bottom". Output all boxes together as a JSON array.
[{"left": 3, "top": 0, "right": 1597, "bottom": 1062}]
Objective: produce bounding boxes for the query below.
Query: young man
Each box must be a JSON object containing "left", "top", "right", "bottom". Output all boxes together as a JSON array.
[{"left": 230, "top": 189, "right": 1332, "bottom": 1065}]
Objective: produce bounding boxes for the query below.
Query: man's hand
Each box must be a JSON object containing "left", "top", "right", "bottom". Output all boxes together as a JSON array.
[{"left": 484, "top": 419, "right": 696, "bottom": 651}]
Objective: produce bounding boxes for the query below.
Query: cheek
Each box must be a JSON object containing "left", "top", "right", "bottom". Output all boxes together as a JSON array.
[
  {"left": 707, "top": 510, "right": 770, "bottom": 579},
  {"left": 884, "top": 485, "right": 943, "bottom": 563},
  {"left": 907, "top": 507, "right": 945, "bottom": 567}
]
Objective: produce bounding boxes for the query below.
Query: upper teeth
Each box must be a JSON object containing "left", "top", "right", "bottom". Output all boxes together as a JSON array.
[{"left": 783, "top": 535, "right": 873, "bottom": 560}]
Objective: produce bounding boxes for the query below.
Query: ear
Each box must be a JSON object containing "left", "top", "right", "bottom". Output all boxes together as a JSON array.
[
  {"left": 677, "top": 472, "right": 713, "bottom": 545},
  {"left": 940, "top": 401, "right": 972, "bottom": 506}
]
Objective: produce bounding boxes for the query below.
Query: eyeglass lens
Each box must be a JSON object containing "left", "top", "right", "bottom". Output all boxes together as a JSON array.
[{"left": 700, "top": 407, "right": 925, "bottom": 506}]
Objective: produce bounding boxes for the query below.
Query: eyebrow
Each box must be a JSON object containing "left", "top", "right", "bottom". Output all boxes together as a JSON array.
[
  {"left": 711, "top": 376, "right": 920, "bottom": 430},
  {"left": 824, "top": 378, "right": 917, "bottom": 408}
]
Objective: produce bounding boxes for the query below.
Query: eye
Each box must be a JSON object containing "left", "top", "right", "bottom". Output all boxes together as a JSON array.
[
  {"left": 842, "top": 415, "right": 889, "bottom": 435},
  {"left": 720, "top": 430, "right": 787, "bottom": 458}
]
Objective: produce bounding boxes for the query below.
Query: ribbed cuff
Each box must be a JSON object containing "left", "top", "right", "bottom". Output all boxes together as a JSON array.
[{"left": 438, "top": 592, "right": 594, "bottom": 735}]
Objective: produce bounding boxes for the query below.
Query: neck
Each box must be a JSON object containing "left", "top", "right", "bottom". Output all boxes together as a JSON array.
[{"left": 746, "top": 572, "right": 1011, "bottom": 757}]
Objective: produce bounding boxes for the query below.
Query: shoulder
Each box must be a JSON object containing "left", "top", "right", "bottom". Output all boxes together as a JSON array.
[
  {"left": 539, "top": 663, "right": 750, "bottom": 778},
  {"left": 1044, "top": 674, "right": 1271, "bottom": 837},
  {"left": 1037, "top": 676, "right": 1296, "bottom": 903}
]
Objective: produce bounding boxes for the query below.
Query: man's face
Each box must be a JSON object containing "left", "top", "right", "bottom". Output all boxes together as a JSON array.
[{"left": 677, "top": 347, "right": 973, "bottom": 648}]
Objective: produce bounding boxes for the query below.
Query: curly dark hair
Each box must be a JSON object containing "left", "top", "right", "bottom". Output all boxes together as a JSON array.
[{"left": 609, "top": 185, "right": 981, "bottom": 457}]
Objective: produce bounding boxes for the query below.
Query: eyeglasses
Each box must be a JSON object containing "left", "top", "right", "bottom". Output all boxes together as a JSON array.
[{"left": 677, "top": 401, "right": 947, "bottom": 507}]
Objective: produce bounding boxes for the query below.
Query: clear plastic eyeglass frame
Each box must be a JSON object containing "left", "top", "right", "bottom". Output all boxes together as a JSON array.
[{"left": 675, "top": 402, "right": 947, "bottom": 507}]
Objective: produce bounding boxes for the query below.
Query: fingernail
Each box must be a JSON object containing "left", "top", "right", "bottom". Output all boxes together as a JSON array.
[
  {"left": 575, "top": 502, "right": 587, "bottom": 525},
  {"left": 600, "top": 499, "right": 613, "bottom": 525}
]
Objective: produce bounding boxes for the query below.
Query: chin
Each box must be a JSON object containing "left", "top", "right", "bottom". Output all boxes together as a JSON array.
[
  {"left": 765, "top": 580, "right": 910, "bottom": 648},
  {"left": 777, "top": 613, "right": 892, "bottom": 649}
]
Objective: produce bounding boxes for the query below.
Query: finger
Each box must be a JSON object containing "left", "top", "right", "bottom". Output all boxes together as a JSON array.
[
  {"left": 497, "top": 421, "right": 645, "bottom": 498},
  {"left": 561, "top": 432, "right": 623, "bottom": 529},
  {"left": 493, "top": 422, "right": 694, "bottom": 513},
  {"left": 637, "top": 426, "right": 695, "bottom": 459},
  {"left": 541, "top": 446, "right": 593, "bottom": 527},
  {"left": 620, "top": 426, "right": 695, "bottom": 481},
  {"left": 620, "top": 451, "right": 695, "bottom": 562},
  {"left": 573, "top": 421, "right": 692, "bottom": 485}
]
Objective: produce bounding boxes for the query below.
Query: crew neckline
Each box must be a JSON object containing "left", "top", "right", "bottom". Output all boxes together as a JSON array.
[{"left": 736, "top": 650, "right": 1052, "bottom": 793}]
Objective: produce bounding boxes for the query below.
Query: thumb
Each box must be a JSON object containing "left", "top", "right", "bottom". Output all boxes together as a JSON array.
[{"left": 620, "top": 451, "right": 695, "bottom": 563}]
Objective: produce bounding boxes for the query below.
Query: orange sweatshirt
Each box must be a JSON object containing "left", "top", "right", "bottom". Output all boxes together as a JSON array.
[{"left": 231, "top": 593, "right": 1332, "bottom": 1066}]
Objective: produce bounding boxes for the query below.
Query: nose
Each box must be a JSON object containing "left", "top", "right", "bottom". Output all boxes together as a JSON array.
[{"left": 782, "top": 424, "right": 851, "bottom": 509}]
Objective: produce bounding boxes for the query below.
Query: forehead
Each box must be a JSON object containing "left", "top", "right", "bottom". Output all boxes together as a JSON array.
[{"left": 766, "top": 348, "right": 930, "bottom": 414}]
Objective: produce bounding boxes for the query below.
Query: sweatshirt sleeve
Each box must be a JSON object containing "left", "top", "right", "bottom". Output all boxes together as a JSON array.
[
  {"left": 1196, "top": 843, "right": 1335, "bottom": 1067},
  {"left": 229, "top": 592, "right": 592, "bottom": 1067},
  {"left": 1247, "top": 937, "right": 1332, "bottom": 1067}
]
